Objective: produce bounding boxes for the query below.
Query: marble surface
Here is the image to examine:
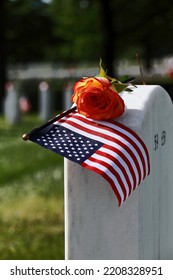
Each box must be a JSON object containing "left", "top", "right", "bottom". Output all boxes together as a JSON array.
[
  {"left": 64, "top": 85, "right": 173, "bottom": 259},
  {"left": 4, "top": 83, "right": 20, "bottom": 124}
]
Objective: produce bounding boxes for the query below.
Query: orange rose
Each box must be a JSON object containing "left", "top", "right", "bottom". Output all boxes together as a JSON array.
[{"left": 71, "top": 77, "right": 125, "bottom": 120}]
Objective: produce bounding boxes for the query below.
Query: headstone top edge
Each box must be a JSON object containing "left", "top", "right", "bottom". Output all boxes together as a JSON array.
[{"left": 117, "top": 84, "right": 171, "bottom": 132}]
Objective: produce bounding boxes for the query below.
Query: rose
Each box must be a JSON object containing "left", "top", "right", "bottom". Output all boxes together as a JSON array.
[{"left": 71, "top": 77, "right": 125, "bottom": 120}]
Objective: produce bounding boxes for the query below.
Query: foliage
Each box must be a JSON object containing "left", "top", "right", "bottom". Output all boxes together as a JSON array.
[
  {"left": 3, "top": 0, "right": 173, "bottom": 66},
  {"left": 49, "top": 0, "right": 102, "bottom": 63},
  {"left": 112, "top": 0, "right": 173, "bottom": 66},
  {"left": 4, "top": 0, "right": 102, "bottom": 64},
  {"left": 5, "top": 0, "right": 54, "bottom": 63},
  {"left": 0, "top": 114, "right": 64, "bottom": 259}
]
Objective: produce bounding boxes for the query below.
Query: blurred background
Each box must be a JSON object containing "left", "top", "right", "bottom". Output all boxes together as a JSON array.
[{"left": 0, "top": 0, "right": 173, "bottom": 259}]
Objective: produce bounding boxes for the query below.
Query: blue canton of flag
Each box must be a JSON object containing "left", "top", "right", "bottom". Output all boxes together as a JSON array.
[{"left": 32, "top": 125, "right": 103, "bottom": 164}]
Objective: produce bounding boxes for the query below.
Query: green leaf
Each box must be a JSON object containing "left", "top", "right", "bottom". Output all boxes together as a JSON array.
[
  {"left": 124, "top": 88, "right": 133, "bottom": 92},
  {"left": 112, "top": 82, "right": 128, "bottom": 93},
  {"left": 119, "top": 75, "right": 130, "bottom": 83}
]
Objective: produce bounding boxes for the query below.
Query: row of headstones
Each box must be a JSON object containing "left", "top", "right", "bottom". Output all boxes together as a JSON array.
[{"left": 3, "top": 81, "right": 73, "bottom": 125}]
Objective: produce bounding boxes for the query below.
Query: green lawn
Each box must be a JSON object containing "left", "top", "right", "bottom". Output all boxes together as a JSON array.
[{"left": 0, "top": 114, "right": 64, "bottom": 259}]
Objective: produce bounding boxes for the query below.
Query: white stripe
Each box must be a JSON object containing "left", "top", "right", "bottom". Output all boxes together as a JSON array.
[
  {"left": 100, "top": 146, "right": 135, "bottom": 190},
  {"left": 58, "top": 121, "right": 141, "bottom": 185},
  {"left": 73, "top": 114, "right": 148, "bottom": 175},
  {"left": 90, "top": 153, "right": 130, "bottom": 197},
  {"left": 93, "top": 118, "right": 149, "bottom": 175},
  {"left": 84, "top": 159, "right": 125, "bottom": 203},
  {"left": 59, "top": 116, "right": 145, "bottom": 179},
  {"left": 61, "top": 113, "right": 149, "bottom": 175}
]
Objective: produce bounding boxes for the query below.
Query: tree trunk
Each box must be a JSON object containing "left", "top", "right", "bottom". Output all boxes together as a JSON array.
[{"left": 99, "top": 0, "right": 115, "bottom": 76}]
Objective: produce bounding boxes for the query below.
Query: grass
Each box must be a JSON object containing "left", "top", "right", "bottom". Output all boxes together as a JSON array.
[{"left": 0, "top": 114, "right": 64, "bottom": 259}]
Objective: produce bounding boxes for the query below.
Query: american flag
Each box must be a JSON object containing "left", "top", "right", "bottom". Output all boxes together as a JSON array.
[{"left": 30, "top": 110, "right": 150, "bottom": 206}]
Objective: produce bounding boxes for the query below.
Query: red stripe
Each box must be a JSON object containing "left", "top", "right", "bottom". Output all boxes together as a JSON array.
[
  {"left": 87, "top": 154, "right": 128, "bottom": 200},
  {"left": 103, "top": 144, "right": 137, "bottom": 190},
  {"left": 71, "top": 114, "right": 147, "bottom": 179},
  {"left": 59, "top": 111, "right": 150, "bottom": 176},
  {"left": 95, "top": 149, "right": 133, "bottom": 195},
  {"left": 59, "top": 116, "right": 142, "bottom": 184},
  {"left": 81, "top": 162, "right": 122, "bottom": 206},
  {"left": 109, "top": 119, "right": 150, "bottom": 175}
]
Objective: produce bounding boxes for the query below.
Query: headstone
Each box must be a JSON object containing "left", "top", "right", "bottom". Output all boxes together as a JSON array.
[
  {"left": 39, "top": 81, "right": 52, "bottom": 121},
  {"left": 64, "top": 85, "right": 173, "bottom": 260},
  {"left": 4, "top": 82, "right": 20, "bottom": 124},
  {"left": 63, "top": 82, "right": 73, "bottom": 110}
]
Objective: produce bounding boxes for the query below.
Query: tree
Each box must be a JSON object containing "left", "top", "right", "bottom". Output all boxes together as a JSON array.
[
  {"left": 5, "top": 0, "right": 54, "bottom": 63},
  {"left": 110, "top": 0, "right": 173, "bottom": 69},
  {"left": 3, "top": 0, "right": 173, "bottom": 71},
  {"left": 99, "top": 0, "right": 115, "bottom": 76},
  {"left": 49, "top": 0, "right": 102, "bottom": 64}
]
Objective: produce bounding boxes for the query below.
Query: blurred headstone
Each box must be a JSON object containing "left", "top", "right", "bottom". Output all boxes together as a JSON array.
[
  {"left": 63, "top": 82, "right": 73, "bottom": 110},
  {"left": 39, "top": 81, "right": 52, "bottom": 121},
  {"left": 4, "top": 82, "right": 20, "bottom": 124}
]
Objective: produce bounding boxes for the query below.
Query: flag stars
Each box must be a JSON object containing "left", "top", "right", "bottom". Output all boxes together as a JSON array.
[{"left": 34, "top": 125, "right": 102, "bottom": 164}]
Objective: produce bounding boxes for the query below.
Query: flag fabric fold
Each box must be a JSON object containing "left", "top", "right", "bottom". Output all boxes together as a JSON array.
[{"left": 29, "top": 109, "right": 150, "bottom": 206}]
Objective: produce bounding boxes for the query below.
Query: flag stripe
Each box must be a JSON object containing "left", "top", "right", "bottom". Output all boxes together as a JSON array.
[
  {"left": 96, "top": 118, "right": 150, "bottom": 176},
  {"left": 96, "top": 148, "right": 134, "bottom": 195},
  {"left": 86, "top": 155, "right": 128, "bottom": 200},
  {"left": 59, "top": 114, "right": 146, "bottom": 177},
  {"left": 81, "top": 160, "right": 124, "bottom": 206},
  {"left": 59, "top": 116, "right": 143, "bottom": 185},
  {"left": 88, "top": 152, "right": 131, "bottom": 199},
  {"left": 81, "top": 114, "right": 149, "bottom": 176},
  {"left": 100, "top": 146, "right": 136, "bottom": 191},
  {"left": 60, "top": 113, "right": 150, "bottom": 177},
  {"left": 92, "top": 120, "right": 148, "bottom": 177}
]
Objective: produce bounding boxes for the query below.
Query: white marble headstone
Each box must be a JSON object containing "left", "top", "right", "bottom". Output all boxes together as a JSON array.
[
  {"left": 4, "top": 82, "right": 20, "bottom": 124},
  {"left": 39, "top": 81, "right": 52, "bottom": 121},
  {"left": 64, "top": 85, "right": 173, "bottom": 259},
  {"left": 63, "top": 83, "right": 73, "bottom": 110}
]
